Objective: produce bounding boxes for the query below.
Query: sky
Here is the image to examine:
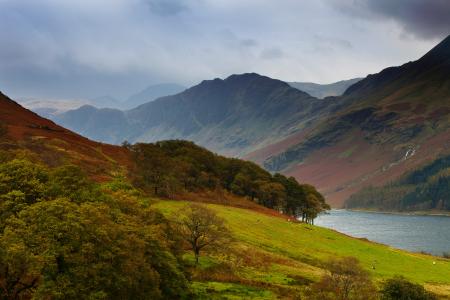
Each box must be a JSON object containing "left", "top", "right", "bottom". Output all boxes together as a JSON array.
[{"left": 0, "top": 0, "right": 449, "bottom": 100}]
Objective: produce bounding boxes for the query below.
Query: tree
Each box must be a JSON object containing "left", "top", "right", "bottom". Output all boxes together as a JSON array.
[
  {"left": 301, "top": 184, "right": 330, "bottom": 224},
  {"left": 0, "top": 198, "right": 189, "bottom": 299},
  {"left": 380, "top": 276, "right": 437, "bottom": 300},
  {"left": 308, "top": 257, "right": 377, "bottom": 300},
  {"left": 256, "top": 181, "right": 286, "bottom": 210},
  {"left": 174, "top": 204, "right": 231, "bottom": 264}
]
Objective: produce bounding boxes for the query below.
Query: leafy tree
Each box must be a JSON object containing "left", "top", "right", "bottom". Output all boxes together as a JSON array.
[
  {"left": 256, "top": 181, "right": 286, "bottom": 210},
  {"left": 0, "top": 159, "right": 48, "bottom": 204},
  {"left": 380, "top": 276, "right": 437, "bottom": 300},
  {"left": 45, "top": 164, "right": 102, "bottom": 203},
  {"left": 1, "top": 197, "right": 189, "bottom": 299},
  {"left": 174, "top": 204, "right": 232, "bottom": 264},
  {"left": 308, "top": 257, "right": 377, "bottom": 300}
]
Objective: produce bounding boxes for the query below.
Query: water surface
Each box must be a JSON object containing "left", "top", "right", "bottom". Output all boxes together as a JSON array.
[{"left": 315, "top": 210, "right": 450, "bottom": 255}]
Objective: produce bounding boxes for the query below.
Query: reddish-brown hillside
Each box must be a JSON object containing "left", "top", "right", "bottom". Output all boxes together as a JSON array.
[
  {"left": 248, "top": 36, "right": 450, "bottom": 207},
  {"left": 0, "top": 92, "right": 131, "bottom": 180}
]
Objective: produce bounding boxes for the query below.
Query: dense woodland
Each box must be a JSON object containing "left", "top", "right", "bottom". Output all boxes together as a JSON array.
[
  {"left": 0, "top": 154, "right": 191, "bottom": 299},
  {"left": 128, "top": 140, "right": 329, "bottom": 224},
  {"left": 346, "top": 155, "right": 450, "bottom": 211}
]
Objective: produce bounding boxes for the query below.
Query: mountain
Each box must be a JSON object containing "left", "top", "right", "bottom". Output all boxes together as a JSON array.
[
  {"left": 55, "top": 73, "right": 331, "bottom": 155},
  {"left": 17, "top": 98, "right": 88, "bottom": 118},
  {"left": 256, "top": 35, "right": 450, "bottom": 207},
  {"left": 345, "top": 154, "right": 450, "bottom": 211},
  {"left": 89, "top": 95, "right": 122, "bottom": 109},
  {"left": 52, "top": 36, "right": 450, "bottom": 209},
  {"left": 288, "top": 78, "right": 362, "bottom": 99},
  {"left": 124, "top": 83, "right": 186, "bottom": 109}
]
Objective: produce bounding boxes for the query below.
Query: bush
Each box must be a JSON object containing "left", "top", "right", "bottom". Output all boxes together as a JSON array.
[
  {"left": 380, "top": 276, "right": 437, "bottom": 300},
  {"left": 307, "top": 257, "right": 377, "bottom": 300}
]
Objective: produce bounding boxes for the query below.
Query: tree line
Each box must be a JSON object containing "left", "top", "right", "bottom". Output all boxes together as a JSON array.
[
  {"left": 346, "top": 154, "right": 450, "bottom": 211},
  {"left": 128, "top": 140, "right": 329, "bottom": 224}
]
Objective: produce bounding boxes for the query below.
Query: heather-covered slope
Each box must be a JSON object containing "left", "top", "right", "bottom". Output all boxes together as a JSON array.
[
  {"left": 0, "top": 91, "right": 131, "bottom": 179},
  {"left": 254, "top": 35, "right": 450, "bottom": 207}
]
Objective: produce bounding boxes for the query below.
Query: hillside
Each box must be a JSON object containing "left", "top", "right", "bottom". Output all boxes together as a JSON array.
[
  {"left": 346, "top": 154, "right": 450, "bottom": 211},
  {"left": 253, "top": 35, "right": 450, "bottom": 207},
  {"left": 0, "top": 91, "right": 130, "bottom": 179},
  {"left": 155, "top": 200, "right": 450, "bottom": 299},
  {"left": 288, "top": 78, "right": 362, "bottom": 99}
]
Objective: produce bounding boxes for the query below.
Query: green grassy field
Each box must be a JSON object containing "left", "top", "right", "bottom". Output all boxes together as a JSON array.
[{"left": 155, "top": 200, "right": 450, "bottom": 299}]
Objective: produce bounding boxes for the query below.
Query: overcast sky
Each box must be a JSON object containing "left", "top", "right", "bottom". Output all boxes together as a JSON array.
[{"left": 0, "top": 0, "right": 449, "bottom": 100}]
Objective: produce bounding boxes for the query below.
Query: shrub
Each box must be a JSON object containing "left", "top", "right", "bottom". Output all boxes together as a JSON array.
[
  {"left": 307, "top": 257, "right": 377, "bottom": 300},
  {"left": 380, "top": 276, "right": 437, "bottom": 300}
]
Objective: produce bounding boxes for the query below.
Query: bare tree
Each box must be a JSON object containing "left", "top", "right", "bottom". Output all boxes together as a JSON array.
[
  {"left": 307, "top": 257, "right": 377, "bottom": 300},
  {"left": 174, "top": 204, "right": 231, "bottom": 265}
]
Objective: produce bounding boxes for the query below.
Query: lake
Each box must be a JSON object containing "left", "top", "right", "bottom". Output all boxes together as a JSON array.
[{"left": 315, "top": 210, "right": 450, "bottom": 256}]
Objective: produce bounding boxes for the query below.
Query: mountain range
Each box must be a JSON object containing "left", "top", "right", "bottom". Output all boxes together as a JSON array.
[
  {"left": 288, "top": 78, "right": 362, "bottom": 99},
  {"left": 50, "top": 35, "right": 450, "bottom": 207}
]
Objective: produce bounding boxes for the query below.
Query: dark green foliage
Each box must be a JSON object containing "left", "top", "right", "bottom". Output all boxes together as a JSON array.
[
  {"left": 380, "top": 276, "right": 437, "bottom": 300},
  {"left": 131, "top": 140, "right": 328, "bottom": 223},
  {"left": 0, "top": 158, "right": 189, "bottom": 299},
  {"left": 346, "top": 154, "right": 450, "bottom": 211}
]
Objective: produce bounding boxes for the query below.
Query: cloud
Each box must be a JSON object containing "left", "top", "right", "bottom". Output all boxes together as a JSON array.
[
  {"left": 145, "top": 0, "right": 190, "bottom": 16},
  {"left": 260, "top": 48, "right": 284, "bottom": 60},
  {"left": 0, "top": 0, "right": 443, "bottom": 100},
  {"left": 327, "top": 0, "right": 450, "bottom": 40}
]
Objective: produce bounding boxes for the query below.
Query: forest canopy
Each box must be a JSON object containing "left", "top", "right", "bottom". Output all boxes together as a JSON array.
[
  {"left": 0, "top": 157, "right": 189, "bottom": 299},
  {"left": 346, "top": 154, "right": 450, "bottom": 211},
  {"left": 129, "top": 140, "right": 329, "bottom": 223}
]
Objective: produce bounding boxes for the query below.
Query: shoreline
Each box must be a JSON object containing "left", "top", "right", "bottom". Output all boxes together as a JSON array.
[{"left": 334, "top": 208, "right": 450, "bottom": 217}]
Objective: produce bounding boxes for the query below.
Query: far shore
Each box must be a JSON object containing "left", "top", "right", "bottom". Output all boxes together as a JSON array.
[{"left": 339, "top": 208, "right": 450, "bottom": 217}]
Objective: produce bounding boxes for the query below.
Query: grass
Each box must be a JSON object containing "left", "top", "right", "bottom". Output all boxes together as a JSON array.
[{"left": 155, "top": 200, "right": 450, "bottom": 298}]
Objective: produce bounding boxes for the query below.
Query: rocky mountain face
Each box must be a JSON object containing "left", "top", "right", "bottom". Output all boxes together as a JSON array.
[{"left": 55, "top": 73, "right": 332, "bottom": 155}]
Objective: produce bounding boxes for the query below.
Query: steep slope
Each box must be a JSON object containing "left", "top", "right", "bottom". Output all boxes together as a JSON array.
[
  {"left": 257, "top": 35, "right": 450, "bottom": 207},
  {"left": 346, "top": 154, "right": 450, "bottom": 211},
  {"left": 288, "top": 78, "right": 362, "bottom": 99},
  {"left": 0, "top": 92, "right": 130, "bottom": 179},
  {"left": 55, "top": 73, "right": 331, "bottom": 155},
  {"left": 156, "top": 200, "right": 450, "bottom": 298}
]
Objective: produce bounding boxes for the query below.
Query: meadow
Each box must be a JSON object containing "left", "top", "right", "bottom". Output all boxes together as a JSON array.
[{"left": 155, "top": 200, "right": 450, "bottom": 299}]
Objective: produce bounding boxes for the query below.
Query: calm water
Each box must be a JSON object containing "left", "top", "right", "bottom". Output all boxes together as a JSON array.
[{"left": 315, "top": 210, "right": 450, "bottom": 255}]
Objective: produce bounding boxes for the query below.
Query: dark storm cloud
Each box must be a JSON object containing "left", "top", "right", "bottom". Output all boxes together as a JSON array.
[{"left": 328, "top": 0, "right": 450, "bottom": 39}]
